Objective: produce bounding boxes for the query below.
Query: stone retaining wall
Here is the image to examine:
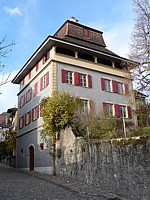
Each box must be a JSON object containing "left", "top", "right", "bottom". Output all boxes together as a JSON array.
[{"left": 56, "top": 127, "right": 150, "bottom": 200}]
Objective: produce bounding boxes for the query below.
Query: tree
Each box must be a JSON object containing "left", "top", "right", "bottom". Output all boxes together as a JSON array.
[
  {"left": 130, "top": 0, "right": 150, "bottom": 93},
  {"left": 0, "top": 36, "right": 16, "bottom": 86},
  {"left": 3, "top": 130, "right": 16, "bottom": 155},
  {"left": 40, "top": 91, "right": 81, "bottom": 175}
]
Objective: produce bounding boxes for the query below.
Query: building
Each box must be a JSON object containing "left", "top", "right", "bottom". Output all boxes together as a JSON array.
[
  {"left": 0, "top": 108, "right": 17, "bottom": 164},
  {"left": 12, "top": 18, "right": 135, "bottom": 172}
]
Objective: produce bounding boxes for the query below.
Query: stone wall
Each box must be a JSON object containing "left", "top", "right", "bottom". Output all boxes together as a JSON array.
[{"left": 56, "top": 127, "right": 150, "bottom": 200}]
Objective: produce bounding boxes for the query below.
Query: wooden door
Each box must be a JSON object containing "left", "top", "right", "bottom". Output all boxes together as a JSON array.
[{"left": 29, "top": 146, "right": 34, "bottom": 171}]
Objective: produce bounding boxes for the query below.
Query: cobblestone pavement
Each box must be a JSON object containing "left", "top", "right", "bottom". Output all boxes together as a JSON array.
[{"left": 0, "top": 164, "right": 126, "bottom": 200}]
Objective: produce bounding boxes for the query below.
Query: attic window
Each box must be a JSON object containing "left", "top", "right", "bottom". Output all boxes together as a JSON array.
[
  {"left": 78, "top": 52, "right": 94, "bottom": 62},
  {"left": 115, "top": 62, "right": 122, "bottom": 69},
  {"left": 97, "top": 58, "right": 112, "bottom": 67},
  {"left": 56, "top": 47, "right": 75, "bottom": 57},
  {"left": 83, "top": 29, "right": 89, "bottom": 37}
]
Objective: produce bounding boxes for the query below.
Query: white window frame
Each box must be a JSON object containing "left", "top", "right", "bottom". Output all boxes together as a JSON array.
[
  {"left": 32, "top": 106, "right": 39, "bottom": 121},
  {"left": 26, "top": 89, "right": 32, "bottom": 102},
  {"left": 120, "top": 105, "right": 126, "bottom": 118},
  {"left": 66, "top": 71, "right": 73, "bottom": 84},
  {"left": 106, "top": 103, "right": 113, "bottom": 116},
  {"left": 118, "top": 82, "right": 123, "bottom": 94},
  {"left": 80, "top": 74, "right": 87, "bottom": 87},
  {"left": 20, "top": 95, "right": 25, "bottom": 108},
  {"left": 20, "top": 116, "right": 24, "bottom": 128},
  {"left": 25, "top": 112, "right": 30, "bottom": 125},
  {"left": 104, "top": 79, "right": 111, "bottom": 92},
  {"left": 43, "top": 74, "right": 47, "bottom": 89},
  {"left": 81, "top": 99, "right": 89, "bottom": 112}
]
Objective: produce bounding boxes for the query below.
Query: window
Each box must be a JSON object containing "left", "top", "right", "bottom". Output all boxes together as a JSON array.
[
  {"left": 40, "top": 72, "right": 49, "bottom": 90},
  {"left": 120, "top": 105, "right": 126, "bottom": 118},
  {"left": 62, "top": 69, "right": 92, "bottom": 88},
  {"left": 106, "top": 103, "right": 113, "bottom": 116},
  {"left": 20, "top": 94, "right": 25, "bottom": 108},
  {"left": 118, "top": 82, "right": 123, "bottom": 94},
  {"left": 32, "top": 105, "right": 39, "bottom": 121},
  {"left": 101, "top": 78, "right": 111, "bottom": 92},
  {"left": 97, "top": 58, "right": 112, "bottom": 67},
  {"left": 42, "top": 51, "right": 50, "bottom": 64},
  {"left": 66, "top": 71, "right": 73, "bottom": 84},
  {"left": 104, "top": 79, "right": 111, "bottom": 92},
  {"left": 80, "top": 74, "right": 87, "bottom": 87},
  {"left": 25, "top": 111, "right": 31, "bottom": 125},
  {"left": 81, "top": 99, "right": 88, "bottom": 112},
  {"left": 33, "top": 82, "right": 38, "bottom": 96},
  {"left": 78, "top": 52, "right": 94, "bottom": 62},
  {"left": 56, "top": 47, "right": 75, "bottom": 57},
  {"left": 101, "top": 78, "right": 125, "bottom": 94},
  {"left": 19, "top": 115, "right": 25, "bottom": 129},
  {"left": 26, "top": 88, "right": 32, "bottom": 103},
  {"left": 103, "top": 102, "right": 113, "bottom": 116},
  {"left": 114, "top": 104, "right": 132, "bottom": 118}
]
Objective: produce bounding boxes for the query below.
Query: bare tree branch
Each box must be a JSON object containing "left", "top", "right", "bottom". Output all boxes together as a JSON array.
[
  {"left": 0, "top": 36, "right": 16, "bottom": 87},
  {"left": 130, "top": 0, "right": 150, "bottom": 93}
]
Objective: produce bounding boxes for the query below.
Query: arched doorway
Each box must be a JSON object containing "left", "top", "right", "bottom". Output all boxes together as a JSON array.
[{"left": 29, "top": 145, "right": 34, "bottom": 171}]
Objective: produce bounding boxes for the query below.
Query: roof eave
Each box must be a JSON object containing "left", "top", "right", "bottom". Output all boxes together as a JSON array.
[{"left": 12, "top": 37, "right": 131, "bottom": 84}]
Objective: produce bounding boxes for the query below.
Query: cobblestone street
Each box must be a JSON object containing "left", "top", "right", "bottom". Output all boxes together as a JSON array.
[{"left": 0, "top": 164, "right": 125, "bottom": 200}]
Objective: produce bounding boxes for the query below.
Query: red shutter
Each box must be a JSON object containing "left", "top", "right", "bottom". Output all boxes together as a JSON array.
[
  {"left": 29, "top": 111, "right": 31, "bottom": 123},
  {"left": 22, "top": 115, "right": 25, "bottom": 127},
  {"left": 30, "top": 88, "right": 32, "bottom": 100},
  {"left": 42, "top": 57, "right": 45, "bottom": 65},
  {"left": 47, "top": 51, "right": 50, "bottom": 59},
  {"left": 112, "top": 80, "right": 118, "bottom": 93},
  {"left": 36, "top": 63, "right": 39, "bottom": 72},
  {"left": 101, "top": 78, "right": 105, "bottom": 91},
  {"left": 26, "top": 92, "right": 28, "bottom": 103},
  {"left": 74, "top": 72, "right": 80, "bottom": 86},
  {"left": 34, "top": 83, "right": 37, "bottom": 96},
  {"left": 61, "top": 69, "right": 66, "bottom": 83},
  {"left": 28, "top": 71, "right": 31, "bottom": 79},
  {"left": 23, "top": 94, "right": 25, "bottom": 105},
  {"left": 22, "top": 78, "right": 25, "bottom": 85},
  {"left": 40, "top": 78, "right": 43, "bottom": 91},
  {"left": 46, "top": 71, "right": 49, "bottom": 86},
  {"left": 102, "top": 102, "right": 106, "bottom": 111},
  {"left": 36, "top": 105, "right": 39, "bottom": 119},
  {"left": 36, "top": 82, "right": 38, "bottom": 95},
  {"left": 125, "top": 84, "right": 129, "bottom": 94},
  {"left": 114, "top": 104, "right": 121, "bottom": 118},
  {"left": 88, "top": 75, "right": 92, "bottom": 88},
  {"left": 32, "top": 109, "right": 34, "bottom": 121},
  {"left": 89, "top": 100, "right": 94, "bottom": 112},
  {"left": 127, "top": 106, "right": 132, "bottom": 119},
  {"left": 25, "top": 114, "right": 27, "bottom": 126},
  {"left": 19, "top": 118, "right": 21, "bottom": 129}
]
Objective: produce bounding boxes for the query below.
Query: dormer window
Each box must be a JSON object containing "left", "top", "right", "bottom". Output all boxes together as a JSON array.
[{"left": 83, "top": 29, "right": 89, "bottom": 37}]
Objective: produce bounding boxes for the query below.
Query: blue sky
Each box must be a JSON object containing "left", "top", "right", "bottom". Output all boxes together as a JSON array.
[{"left": 0, "top": 0, "right": 134, "bottom": 113}]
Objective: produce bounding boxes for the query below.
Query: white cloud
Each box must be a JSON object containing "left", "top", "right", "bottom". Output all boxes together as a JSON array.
[
  {"left": 4, "top": 6, "right": 23, "bottom": 16},
  {"left": 0, "top": 72, "right": 19, "bottom": 113}
]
